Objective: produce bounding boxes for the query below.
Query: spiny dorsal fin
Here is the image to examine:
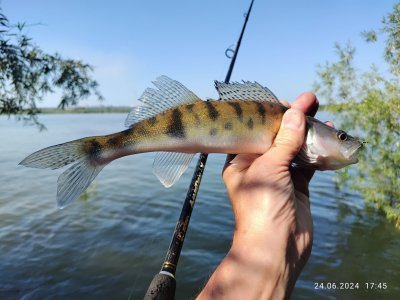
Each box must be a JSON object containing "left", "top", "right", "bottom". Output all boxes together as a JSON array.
[
  {"left": 125, "top": 76, "right": 201, "bottom": 127},
  {"left": 152, "top": 152, "right": 196, "bottom": 187},
  {"left": 214, "top": 81, "right": 279, "bottom": 103}
]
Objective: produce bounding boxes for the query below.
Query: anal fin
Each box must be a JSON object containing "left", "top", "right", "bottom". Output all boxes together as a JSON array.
[{"left": 152, "top": 152, "right": 196, "bottom": 187}]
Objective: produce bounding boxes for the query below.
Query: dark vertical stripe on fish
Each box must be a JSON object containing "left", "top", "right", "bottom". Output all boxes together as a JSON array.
[
  {"left": 228, "top": 102, "right": 243, "bottom": 122},
  {"left": 166, "top": 108, "right": 186, "bottom": 138},
  {"left": 107, "top": 137, "right": 120, "bottom": 146},
  {"left": 87, "top": 139, "right": 102, "bottom": 157},
  {"left": 147, "top": 116, "right": 158, "bottom": 125},
  {"left": 205, "top": 101, "right": 219, "bottom": 121},
  {"left": 255, "top": 102, "right": 266, "bottom": 124},
  {"left": 247, "top": 118, "right": 254, "bottom": 130},
  {"left": 185, "top": 103, "right": 195, "bottom": 112}
]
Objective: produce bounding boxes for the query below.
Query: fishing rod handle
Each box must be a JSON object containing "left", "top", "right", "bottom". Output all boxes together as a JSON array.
[{"left": 143, "top": 272, "right": 176, "bottom": 300}]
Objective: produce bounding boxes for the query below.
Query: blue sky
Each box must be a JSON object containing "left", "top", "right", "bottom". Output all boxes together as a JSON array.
[{"left": 2, "top": 0, "right": 398, "bottom": 107}]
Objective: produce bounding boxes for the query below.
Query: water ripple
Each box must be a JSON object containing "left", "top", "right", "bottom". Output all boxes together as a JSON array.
[{"left": 0, "top": 114, "right": 399, "bottom": 299}]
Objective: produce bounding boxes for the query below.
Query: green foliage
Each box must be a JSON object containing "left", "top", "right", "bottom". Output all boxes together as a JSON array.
[
  {"left": 0, "top": 9, "right": 102, "bottom": 129},
  {"left": 361, "top": 30, "right": 377, "bottom": 43},
  {"left": 382, "top": 3, "right": 400, "bottom": 75},
  {"left": 314, "top": 4, "right": 400, "bottom": 228}
]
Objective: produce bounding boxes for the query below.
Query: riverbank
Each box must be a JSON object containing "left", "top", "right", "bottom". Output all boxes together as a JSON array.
[{"left": 39, "top": 106, "right": 131, "bottom": 114}]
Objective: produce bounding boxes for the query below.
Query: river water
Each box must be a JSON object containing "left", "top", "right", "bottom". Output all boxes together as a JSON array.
[{"left": 0, "top": 113, "right": 399, "bottom": 300}]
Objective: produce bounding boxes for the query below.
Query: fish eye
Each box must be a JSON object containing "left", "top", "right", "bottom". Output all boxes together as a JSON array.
[{"left": 337, "top": 131, "right": 348, "bottom": 141}]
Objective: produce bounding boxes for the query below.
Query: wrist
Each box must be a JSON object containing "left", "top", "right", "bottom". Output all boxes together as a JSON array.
[
  {"left": 227, "top": 227, "right": 291, "bottom": 299},
  {"left": 232, "top": 208, "right": 295, "bottom": 253}
]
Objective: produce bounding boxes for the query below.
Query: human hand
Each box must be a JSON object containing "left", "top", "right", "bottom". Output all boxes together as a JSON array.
[{"left": 197, "top": 93, "right": 320, "bottom": 300}]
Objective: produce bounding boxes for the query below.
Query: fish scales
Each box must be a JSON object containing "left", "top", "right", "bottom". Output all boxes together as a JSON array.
[{"left": 85, "top": 100, "right": 286, "bottom": 165}]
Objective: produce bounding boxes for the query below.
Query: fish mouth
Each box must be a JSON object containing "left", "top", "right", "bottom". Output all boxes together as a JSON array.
[{"left": 348, "top": 142, "right": 365, "bottom": 163}]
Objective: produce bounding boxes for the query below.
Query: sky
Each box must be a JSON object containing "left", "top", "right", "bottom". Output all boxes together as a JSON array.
[{"left": 2, "top": 0, "right": 398, "bottom": 107}]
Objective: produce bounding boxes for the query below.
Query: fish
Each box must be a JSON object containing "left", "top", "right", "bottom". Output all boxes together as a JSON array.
[{"left": 19, "top": 76, "right": 363, "bottom": 208}]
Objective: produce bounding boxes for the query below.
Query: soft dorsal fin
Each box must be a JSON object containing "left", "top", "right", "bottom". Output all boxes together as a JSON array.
[
  {"left": 125, "top": 76, "right": 202, "bottom": 127},
  {"left": 214, "top": 81, "right": 279, "bottom": 103},
  {"left": 152, "top": 152, "right": 196, "bottom": 187}
]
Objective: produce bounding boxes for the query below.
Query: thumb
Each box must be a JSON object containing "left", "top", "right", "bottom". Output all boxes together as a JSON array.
[{"left": 262, "top": 108, "right": 306, "bottom": 166}]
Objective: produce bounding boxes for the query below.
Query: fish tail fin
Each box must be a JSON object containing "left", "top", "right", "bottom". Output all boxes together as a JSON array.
[{"left": 19, "top": 138, "right": 107, "bottom": 208}]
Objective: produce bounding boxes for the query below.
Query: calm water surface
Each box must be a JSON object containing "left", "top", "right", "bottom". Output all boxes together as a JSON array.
[{"left": 0, "top": 114, "right": 399, "bottom": 300}]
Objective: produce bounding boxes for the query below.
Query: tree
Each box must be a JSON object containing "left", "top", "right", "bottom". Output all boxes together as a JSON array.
[
  {"left": 314, "top": 3, "right": 400, "bottom": 228},
  {"left": 0, "top": 9, "right": 102, "bottom": 129}
]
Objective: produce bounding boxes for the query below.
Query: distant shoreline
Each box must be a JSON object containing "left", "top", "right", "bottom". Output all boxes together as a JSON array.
[
  {"left": 37, "top": 105, "right": 334, "bottom": 115},
  {"left": 38, "top": 106, "right": 131, "bottom": 114}
]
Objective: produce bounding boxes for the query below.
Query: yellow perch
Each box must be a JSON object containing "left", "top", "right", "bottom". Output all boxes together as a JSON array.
[{"left": 20, "top": 76, "right": 363, "bottom": 207}]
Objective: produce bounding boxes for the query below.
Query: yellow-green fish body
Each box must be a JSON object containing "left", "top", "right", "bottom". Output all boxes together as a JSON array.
[
  {"left": 20, "top": 76, "right": 363, "bottom": 207},
  {"left": 84, "top": 100, "right": 285, "bottom": 165}
]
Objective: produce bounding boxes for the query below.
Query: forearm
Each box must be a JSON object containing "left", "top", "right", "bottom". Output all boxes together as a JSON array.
[
  {"left": 197, "top": 227, "right": 291, "bottom": 300},
  {"left": 199, "top": 97, "right": 316, "bottom": 299}
]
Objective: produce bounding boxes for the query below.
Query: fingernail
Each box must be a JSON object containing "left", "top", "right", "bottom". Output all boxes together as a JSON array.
[{"left": 283, "top": 109, "right": 302, "bottom": 129}]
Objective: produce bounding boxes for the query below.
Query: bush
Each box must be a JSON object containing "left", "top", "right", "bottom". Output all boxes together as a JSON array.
[{"left": 314, "top": 4, "right": 400, "bottom": 228}]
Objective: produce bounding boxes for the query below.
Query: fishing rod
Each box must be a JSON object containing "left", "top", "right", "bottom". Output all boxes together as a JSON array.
[{"left": 144, "top": 1, "right": 255, "bottom": 299}]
